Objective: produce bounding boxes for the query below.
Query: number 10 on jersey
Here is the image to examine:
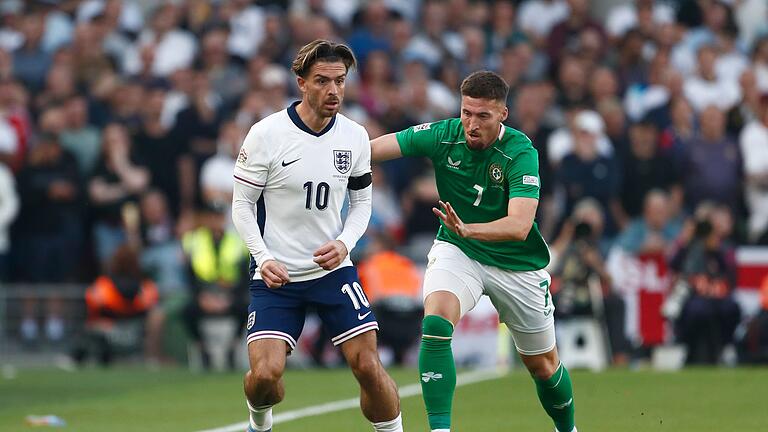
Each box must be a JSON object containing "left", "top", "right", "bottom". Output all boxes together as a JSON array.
[
  {"left": 341, "top": 282, "right": 370, "bottom": 310},
  {"left": 303, "top": 181, "right": 330, "bottom": 210}
]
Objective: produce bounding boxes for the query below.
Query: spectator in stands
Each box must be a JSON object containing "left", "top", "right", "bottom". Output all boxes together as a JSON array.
[
  {"left": 619, "top": 119, "right": 682, "bottom": 220},
  {"left": 605, "top": 0, "right": 674, "bottom": 42},
  {"left": 174, "top": 70, "right": 222, "bottom": 169},
  {"left": 684, "top": 45, "right": 741, "bottom": 112},
  {"left": 107, "top": 80, "right": 144, "bottom": 134},
  {"left": 131, "top": 190, "right": 188, "bottom": 365},
  {"left": 517, "top": 0, "right": 569, "bottom": 47},
  {"left": 548, "top": 108, "right": 614, "bottom": 167},
  {"left": 671, "top": 203, "right": 741, "bottom": 365},
  {"left": 12, "top": 11, "right": 51, "bottom": 92},
  {"left": 347, "top": 0, "right": 391, "bottom": 67},
  {"left": 33, "top": 64, "right": 75, "bottom": 115},
  {"left": 615, "top": 190, "right": 682, "bottom": 256},
  {"left": 0, "top": 159, "right": 18, "bottom": 281},
  {"left": 401, "top": 171, "right": 440, "bottom": 262},
  {"left": 740, "top": 95, "right": 768, "bottom": 243},
  {"left": 199, "top": 120, "right": 242, "bottom": 211},
  {"left": 88, "top": 123, "right": 149, "bottom": 268},
  {"left": 556, "top": 110, "right": 622, "bottom": 236},
  {"left": 680, "top": 105, "right": 743, "bottom": 212},
  {"left": 13, "top": 133, "right": 82, "bottom": 282},
  {"left": 199, "top": 26, "right": 246, "bottom": 109},
  {"left": 369, "top": 165, "right": 404, "bottom": 243},
  {"left": 122, "top": 3, "right": 197, "bottom": 78},
  {"left": 60, "top": 95, "right": 101, "bottom": 177},
  {"left": 753, "top": 36, "right": 768, "bottom": 93},
  {"left": 133, "top": 86, "right": 192, "bottom": 217},
  {"left": 547, "top": 0, "right": 604, "bottom": 64},
  {"left": 181, "top": 203, "right": 249, "bottom": 370},
  {"left": 14, "top": 132, "right": 82, "bottom": 344}
]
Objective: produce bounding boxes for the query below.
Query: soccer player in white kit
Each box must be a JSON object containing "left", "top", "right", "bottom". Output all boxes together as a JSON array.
[{"left": 231, "top": 40, "right": 402, "bottom": 432}]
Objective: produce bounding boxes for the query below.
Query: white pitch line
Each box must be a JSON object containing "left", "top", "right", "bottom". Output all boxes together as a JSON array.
[{"left": 195, "top": 368, "right": 504, "bottom": 432}]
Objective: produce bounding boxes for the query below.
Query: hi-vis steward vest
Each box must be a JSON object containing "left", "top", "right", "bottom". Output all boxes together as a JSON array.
[{"left": 182, "top": 228, "right": 247, "bottom": 284}]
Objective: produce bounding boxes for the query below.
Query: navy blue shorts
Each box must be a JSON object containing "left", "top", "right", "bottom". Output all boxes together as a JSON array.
[{"left": 246, "top": 266, "right": 378, "bottom": 350}]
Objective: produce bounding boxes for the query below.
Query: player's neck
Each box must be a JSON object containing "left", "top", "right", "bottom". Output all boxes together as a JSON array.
[{"left": 295, "top": 101, "right": 333, "bottom": 133}]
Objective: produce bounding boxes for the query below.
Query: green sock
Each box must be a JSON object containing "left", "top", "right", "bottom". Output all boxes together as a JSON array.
[
  {"left": 534, "top": 363, "right": 575, "bottom": 432},
  {"left": 419, "top": 315, "right": 456, "bottom": 431}
]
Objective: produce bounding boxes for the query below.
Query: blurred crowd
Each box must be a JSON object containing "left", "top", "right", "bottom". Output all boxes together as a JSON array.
[{"left": 2, "top": 0, "right": 768, "bottom": 365}]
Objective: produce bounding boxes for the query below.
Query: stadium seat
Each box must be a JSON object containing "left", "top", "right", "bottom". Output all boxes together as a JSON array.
[{"left": 556, "top": 318, "right": 609, "bottom": 371}]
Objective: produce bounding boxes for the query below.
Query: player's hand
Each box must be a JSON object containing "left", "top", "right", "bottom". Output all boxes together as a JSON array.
[
  {"left": 433, "top": 200, "right": 471, "bottom": 238},
  {"left": 260, "top": 260, "right": 290, "bottom": 289},
  {"left": 313, "top": 240, "right": 348, "bottom": 270}
]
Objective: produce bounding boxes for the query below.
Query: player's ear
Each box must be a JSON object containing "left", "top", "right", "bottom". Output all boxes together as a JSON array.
[
  {"left": 501, "top": 105, "right": 509, "bottom": 122},
  {"left": 296, "top": 76, "right": 306, "bottom": 93}
]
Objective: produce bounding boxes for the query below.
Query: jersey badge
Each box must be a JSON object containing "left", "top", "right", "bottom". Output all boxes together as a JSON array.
[
  {"left": 237, "top": 147, "right": 248, "bottom": 166},
  {"left": 447, "top": 156, "right": 462, "bottom": 169},
  {"left": 522, "top": 175, "right": 540, "bottom": 187},
  {"left": 333, "top": 150, "right": 352, "bottom": 174},
  {"left": 489, "top": 163, "right": 504, "bottom": 184},
  {"left": 413, "top": 123, "right": 431, "bottom": 132}
]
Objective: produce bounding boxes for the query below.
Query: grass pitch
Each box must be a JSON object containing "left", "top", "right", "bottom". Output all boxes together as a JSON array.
[{"left": 1, "top": 366, "right": 766, "bottom": 431}]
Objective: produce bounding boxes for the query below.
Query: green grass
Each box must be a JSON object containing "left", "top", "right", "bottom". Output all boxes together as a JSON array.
[{"left": 1, "top": 367, "right": 766, "bottom": 431}]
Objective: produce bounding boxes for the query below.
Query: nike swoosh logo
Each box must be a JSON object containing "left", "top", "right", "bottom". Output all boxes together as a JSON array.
[
  {"left": 357, "top": 311, "right": 372, "bottom": 320},
  {"left": 553, "top": 398, "right": 573, "bottom": 409},
  {"left": 281, "top": 158, "right": 301, "bottom": 167}
]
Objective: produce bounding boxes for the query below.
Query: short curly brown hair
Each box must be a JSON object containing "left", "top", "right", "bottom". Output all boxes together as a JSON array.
[{"left": 460, "top": 71, "right": 509, "bottom": 103}]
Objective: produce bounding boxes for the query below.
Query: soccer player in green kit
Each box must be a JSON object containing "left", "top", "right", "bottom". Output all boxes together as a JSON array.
[{"left": 371, "top": 71, "right": 577, "bottom": 432}]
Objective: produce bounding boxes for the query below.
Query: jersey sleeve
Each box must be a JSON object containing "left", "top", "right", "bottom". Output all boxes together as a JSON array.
[
  {"left": 395, "top": 121, "right": 444, "bottom": 158},
  {"left": 233, "top": 125, "right": 270, "bottom": 189},
  {"left": 507, "top": 144, "right": 541, "bottom": 200},
  {"left": 351, "top": 125, "right": 372, "bottom": 177}
]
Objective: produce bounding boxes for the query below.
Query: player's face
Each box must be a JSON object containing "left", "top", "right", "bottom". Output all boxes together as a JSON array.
[
  {"left": 460, "top": 96, "right": 508, "bottom": 150},
  {"left": 297, "top": 61, "right": 347, "bottom": 119}
]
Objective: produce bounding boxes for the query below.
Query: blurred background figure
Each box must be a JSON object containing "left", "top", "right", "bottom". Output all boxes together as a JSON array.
[
  {"left": 180, "top": 203, "right": 248, "bottom": 370},
  {"left": 73, "top": 245, "right": 158, "bottom": 366},
  {"left": 667, "top": 203, "right": 741, "bottom": 365},
  {"left": 549, "top": 198, "right": 629, "bottom": 365},
  {"left": 358, "top": 233, "right": 423, "bottom": 366},
  {"left": 0, "top": 159, "right": 18, "bottom": 281}
]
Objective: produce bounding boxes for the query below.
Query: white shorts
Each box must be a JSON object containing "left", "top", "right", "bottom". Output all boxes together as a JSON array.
[{"left": 423, "top": 240, "right": 556, "bottom": 355}]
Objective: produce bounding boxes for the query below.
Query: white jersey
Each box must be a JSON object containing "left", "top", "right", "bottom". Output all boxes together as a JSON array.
[{"left": 233, "top": 102, "right": 371, "bottom": 281}]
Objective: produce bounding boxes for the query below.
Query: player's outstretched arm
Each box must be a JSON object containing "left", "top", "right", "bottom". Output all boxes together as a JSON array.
[
  {"left": 370, "top": 133, "right": 403, "bottom": 162},
  {"left": 433, "top": 197, "right": 538, "bottom": 242}
]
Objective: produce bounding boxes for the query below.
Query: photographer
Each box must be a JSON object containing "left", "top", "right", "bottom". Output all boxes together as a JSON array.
[
  {"left": 550, "top": 198, "right": 630, "bottom": 364},
  {"left": 668, "top": 203, "right": 741, "bottom": 365}
]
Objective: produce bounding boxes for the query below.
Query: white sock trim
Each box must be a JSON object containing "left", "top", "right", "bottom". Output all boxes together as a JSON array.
[
  {"left": 246, "top": 400, "right": 272, "bottom": 431},
  {"left": 372, "top": 412, "right": 402, "bottom": 432}
]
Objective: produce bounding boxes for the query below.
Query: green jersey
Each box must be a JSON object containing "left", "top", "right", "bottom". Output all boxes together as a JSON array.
[{"left": 396, "top": 118, "right": 550, "bottom": 271}]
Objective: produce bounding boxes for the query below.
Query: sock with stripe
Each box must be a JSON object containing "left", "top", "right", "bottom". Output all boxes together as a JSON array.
[
  {"left": 534, "top": 363, "right": 575, "bottom": 432},
  {"left": 419, "top": 315, "right": 456, "bottom": 431},
  {"left": 246, "top": 399, "right": 272, "bottom": 431},
  {"left": 372, "top": 412, "right": 403, "bottom": 431}
]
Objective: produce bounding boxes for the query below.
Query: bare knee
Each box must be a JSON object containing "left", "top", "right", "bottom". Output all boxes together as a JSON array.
[
  {"left": 349, "top": 351, "right": 384, "bottom": 385},
  {"left": 424, "top": 291, "right": 461, "bottom": 325},
  {"left": 246, "top": 363, "right": 283, "bottom": 389},
  {"left": 521, "top": 349, "right": 560, "bottom": 381}
]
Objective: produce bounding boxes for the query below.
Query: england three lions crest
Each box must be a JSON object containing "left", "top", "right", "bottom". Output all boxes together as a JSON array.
[{"left": 333, "top": 150, "right": 352, "bottom": 174}]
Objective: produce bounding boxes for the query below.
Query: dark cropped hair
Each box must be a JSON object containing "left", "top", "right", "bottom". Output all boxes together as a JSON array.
[
  {"left": 460, "top": 71, "right": 509, "bottom": 103},
  {"left": 291, "top": 39, "right": 357, "bottom": 78}
]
